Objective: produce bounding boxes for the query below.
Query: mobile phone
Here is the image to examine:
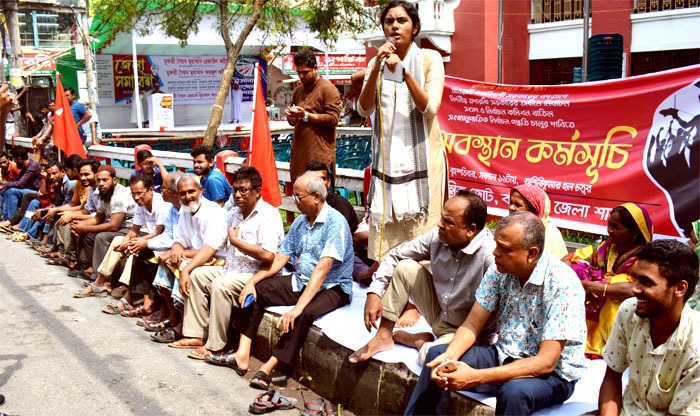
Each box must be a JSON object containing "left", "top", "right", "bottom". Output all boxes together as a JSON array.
[
  {"left": 438, "top": 360, "right": 458, "bottom": 373},
  {"left": 243, "top": 293, "right": 255, "bottom": 308},
  {"left": 40, "top": 209, "right": 48, "bottom": 217}
]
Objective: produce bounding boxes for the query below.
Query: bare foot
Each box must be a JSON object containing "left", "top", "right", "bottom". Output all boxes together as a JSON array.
[
  {"left": 348, "top": 333, "right": 394, "bottom": 363},
  {"left": 393, "top": 331, "right": 434, "bottom": 350},
  {"left": 396, "top": 305, "right": 421, "bottom": 328}
]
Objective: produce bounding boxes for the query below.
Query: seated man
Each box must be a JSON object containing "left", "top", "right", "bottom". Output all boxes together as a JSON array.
[
  {"left": 598, "top": 239, "right": 700, "bottom": 416},
  {"left": 0, "top": 146, "right": 42, "bottom": 223},
  {"left": 224, "top": 173, "right": 353, "bottom": 388},
  {"left": 190, "top": 144, "right": 231, "bottom": 206},
  {"left": 151, "top": 173, "right": 228, "bottom": 345},
  {"left": 405, "top": 212, "right": 587, "bottom": 415},
  {"left": 19, "top": 159, "right": 75, "bottom": 239},
  {"left": 132, "top": 148, "right": 168, "bottom": 193},
  {"left": 72, "top": 165, "right": 136, "bottom": 295},
  {"left": 305, "top": 159, "right": 358, "bottom": 233},
  {"left": 181, "top": 166, "right": 284, "bottom": 360},
  {"left": 97, "top": 174, "right": 168, "bottom": 316},
  {"left": 44, "top": 156, "right": 94, "bottom": 269},
  {"left": 349, "top": 190, "right": 497, "bottom": 365}
]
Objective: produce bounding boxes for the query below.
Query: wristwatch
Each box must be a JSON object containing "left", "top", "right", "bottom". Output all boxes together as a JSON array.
[{"left": 303, "top": 112, "right": 309, "bottom": 123}]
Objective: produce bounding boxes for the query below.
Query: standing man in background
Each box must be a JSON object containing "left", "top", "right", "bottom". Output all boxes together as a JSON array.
[
  {"left": 285, "top": 50, "right": 341, "bottom": 186},
  {"left": 230, "top": 81, "right": 243, "bottom": 124},
  {"left": 65, "top": 87, "right": 91, "bottom": 145}
]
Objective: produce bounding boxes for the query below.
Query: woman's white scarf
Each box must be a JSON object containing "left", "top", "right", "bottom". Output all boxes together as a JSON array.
[{"left": 368, "top": 43, "right": 431, "bottom": 227}]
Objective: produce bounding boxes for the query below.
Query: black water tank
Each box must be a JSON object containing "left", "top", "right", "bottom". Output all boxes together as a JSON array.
[{"left": 587, "top": 33, "right": 623, "bottom": 81}]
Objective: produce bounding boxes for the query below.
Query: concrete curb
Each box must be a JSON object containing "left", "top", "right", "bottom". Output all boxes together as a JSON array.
[{"left": 252, "top": 311, "right": 495, "bottom": 415}]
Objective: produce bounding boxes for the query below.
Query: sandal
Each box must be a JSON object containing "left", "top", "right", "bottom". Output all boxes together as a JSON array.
[
  {"left": 120, "top": 305, "right": 151, "bottom": 318},
  {"left": 150, "top": 327, "right": 182, "bottom": 343},
  {"left": 300, "top": 392, "right": 329, "bottom": 416},
  {"left": 102, "top": 298, "right": 133, "bottom": 315},
  {"left": 204, "top": 352, "right": 247, "bottom": 376},
  {"left": 136, "top": 311, "right": 163, "bottom": 327},
  {"left": 168, "top": 337, "right": 205, "bottom": 349},
  {"left": 143, "top": 319, "right": 172, "bottom": 332},
  {"left": 187, "top": 346, "right": 212, "bottom": 360},
  {"left": 249, "top": 371, "right": 272, "bottom": 391},
  {"left": 73, "top": 283, "right": 109, "bottom": 298},
  {"left": 46, "top": 257, "right": 70, "bottom": 267},
  {"left": 249, "top": 389, "right": 297, "bottom": 414}
]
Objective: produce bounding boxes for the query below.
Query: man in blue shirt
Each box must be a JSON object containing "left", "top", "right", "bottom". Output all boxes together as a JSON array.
[
  {"left": 65, "top": 87, "right": 91, "bottom": 144},
  {"left": 405, "top": 212, "right": 586, "bottom": 415},
  {"left": 217, "top": 172, "right": 353, "bottom": 389},
  {"left": 190, "top": 144, "right": 231, "bottom": 206}
]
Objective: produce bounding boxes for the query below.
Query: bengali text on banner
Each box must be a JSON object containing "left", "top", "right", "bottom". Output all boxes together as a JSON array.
[{"left": 439, "top": 65, "right": 700, "bottom": 239}]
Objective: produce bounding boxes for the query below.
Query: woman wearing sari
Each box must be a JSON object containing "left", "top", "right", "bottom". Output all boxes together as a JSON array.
[
  {"left": 509, "top": 184, "right": 569, "bottom": 261},
  {"left": 571, "top": 202, "right": 653, "bottom": 358},
  {"left": 357, "top": 0, "right": 446, "bottom": 261}
]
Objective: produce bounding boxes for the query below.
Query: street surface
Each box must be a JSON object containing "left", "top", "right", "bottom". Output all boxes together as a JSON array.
[{"left": 0, "top": 236, "right": 312, "bottom": 416}]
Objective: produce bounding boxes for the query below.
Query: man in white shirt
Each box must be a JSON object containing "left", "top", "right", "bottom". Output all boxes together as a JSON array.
[
  {"left": 162, "top": 173, "right": 228, "bottom": 348},
  {"left": 183, "top": 167, "right": 284, "bottom": 360},
  {"left": 100, "top": 174, "right": 170, "bottom": 315}
]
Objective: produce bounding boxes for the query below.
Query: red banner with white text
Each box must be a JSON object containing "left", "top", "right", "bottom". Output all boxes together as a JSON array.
[{"left": 439, "top": 65, "right": 700, "bottom": 239}]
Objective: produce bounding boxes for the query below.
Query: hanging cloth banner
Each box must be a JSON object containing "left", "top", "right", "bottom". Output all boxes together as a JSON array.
[{"left": 439, "top": 65, "right": 700, "bottom": 239}]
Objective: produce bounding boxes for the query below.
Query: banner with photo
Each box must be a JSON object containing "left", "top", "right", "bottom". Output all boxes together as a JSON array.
[
  {"left": 95, "top": 54, "right": 267, "bottom": 105},
  {"left": 439, "top": 65, "right": 700, "bottom": 239}
]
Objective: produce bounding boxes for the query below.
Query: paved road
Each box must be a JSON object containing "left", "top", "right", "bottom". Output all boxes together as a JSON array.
[{"left": 0, "top": 236, "right": 269, "bottom": 416}]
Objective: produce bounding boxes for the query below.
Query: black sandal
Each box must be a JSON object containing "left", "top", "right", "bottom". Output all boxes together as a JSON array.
[
  {"left": 249, "top": 370, "right": 272, "bottom": 390},
  {"left": 205, "top": 352, "right": 247, "bottom": 376},
  {"left": 150, "top": 327, "right": 182, "bottom": 343}
]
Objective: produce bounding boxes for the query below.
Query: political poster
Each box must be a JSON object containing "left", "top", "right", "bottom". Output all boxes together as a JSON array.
[{"left": 439, "top": 65, "right": 700, "bottom": 239}]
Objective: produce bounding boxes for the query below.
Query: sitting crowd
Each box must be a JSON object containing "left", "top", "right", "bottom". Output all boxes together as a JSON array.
[{"left": 1, "top": 140, "right": 699, "bottom": 416}]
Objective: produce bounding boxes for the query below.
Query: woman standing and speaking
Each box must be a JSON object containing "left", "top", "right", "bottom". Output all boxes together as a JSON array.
[{"left": 358, "top": 0, "right": 446, "bottom": 261}]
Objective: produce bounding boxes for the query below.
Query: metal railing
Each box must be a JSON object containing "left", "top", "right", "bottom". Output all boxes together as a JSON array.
[
  {"left": 532, "top": 0, "right": 588, "bottom": 23},
  {"left": 635, "top": 0, "right": 699, "bottom": 13}
]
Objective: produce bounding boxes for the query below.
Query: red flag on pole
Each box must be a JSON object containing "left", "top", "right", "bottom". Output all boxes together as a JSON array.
[
  {"left": 53, "top": 76, "right": 87, "bottom": 158},
  {"left": 247, "top": 65, "right": 282, "bottom": 207}
]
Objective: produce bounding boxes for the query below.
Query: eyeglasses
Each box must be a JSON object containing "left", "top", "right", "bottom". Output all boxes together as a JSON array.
[
  {"left": 292, "top": 193, "right": 313, "bottom": 204},
  {"left": 233, "top": 187, "right": 252, "bottom": 195}
]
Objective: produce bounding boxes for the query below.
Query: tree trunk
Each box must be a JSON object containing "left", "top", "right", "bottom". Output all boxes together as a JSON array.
[
  {"left": 3, "top": 0, "right": 24, "bottom": 89},
  {"left": 202, "top": 0, "right": 267, "bottom": 147}
]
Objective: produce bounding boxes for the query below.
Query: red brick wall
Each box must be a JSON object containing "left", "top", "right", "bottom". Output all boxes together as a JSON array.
[
  {"left": 502, "top": 0, "right": 531, "bottom": 85},
  {"left": 444, "top": 0, "right": 488, "bottom": 81},
  {"left": 591, "top": 0, "right": 633, "bottom": 75}
]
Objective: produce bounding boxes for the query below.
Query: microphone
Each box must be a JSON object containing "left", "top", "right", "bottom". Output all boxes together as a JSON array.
[{"left": 380, "top": 37, "right": 395, "bottom": 69}]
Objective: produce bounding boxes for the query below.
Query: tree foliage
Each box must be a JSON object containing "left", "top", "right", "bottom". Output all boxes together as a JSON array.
[{"left": 91, "top": 0, "right": 377, "bottom": 144}]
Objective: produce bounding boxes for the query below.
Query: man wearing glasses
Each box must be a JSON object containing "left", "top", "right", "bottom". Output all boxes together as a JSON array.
[
  {"left": 219, "top": 172, "right": 353, "bottom": 389},
  {"left": 284, "top": 50, "right": 341, "bottom": 187},
  {"left": 181, "top": 166, "right": 285, "bottom": 361}
]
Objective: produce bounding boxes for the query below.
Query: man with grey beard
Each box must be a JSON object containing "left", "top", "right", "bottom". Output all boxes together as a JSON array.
[{"left": 157, "top": 173, "right": 228, "bottom": 347}]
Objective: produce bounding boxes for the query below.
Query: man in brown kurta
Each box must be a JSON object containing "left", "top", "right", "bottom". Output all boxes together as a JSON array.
[{"left": 285, "top": 50, "right": 341, "bottom": 185}]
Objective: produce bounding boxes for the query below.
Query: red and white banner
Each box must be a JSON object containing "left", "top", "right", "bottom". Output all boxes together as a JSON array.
[{"left": 440, "top": 65, "right": 700, "bottom": 239}]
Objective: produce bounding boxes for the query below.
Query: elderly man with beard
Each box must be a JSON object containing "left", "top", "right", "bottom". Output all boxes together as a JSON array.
[
  {"left": 151, "top": 173, "right": 228, "bottom": 346},
  {"left": 178, "top": 166, "right": 284, "bottom": 360},
  {"left": 72, "top": 165, "right": 136, "bottom": 296},
  {"left": 597, "top": 240, "right": 700, "bottom": 416}
]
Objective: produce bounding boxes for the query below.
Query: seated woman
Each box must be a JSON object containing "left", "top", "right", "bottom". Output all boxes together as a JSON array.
[
  {"left": 509, "top": 184, "right": 569, "bottom": 261},
  {"left": 570, "top": 202, "right": 653, "bottom": 358}
]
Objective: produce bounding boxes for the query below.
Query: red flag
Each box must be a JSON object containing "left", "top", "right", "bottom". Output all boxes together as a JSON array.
[
  {"left": 247, "top": 66, "right": 282, "bottom": 207},
  {"left": 53, "top": 76, "right": 87, "bottom": 158}
]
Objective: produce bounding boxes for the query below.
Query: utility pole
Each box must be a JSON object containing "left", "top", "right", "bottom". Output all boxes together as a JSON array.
[
  {"left": 3, "top": 0, "right": 25, "bottom": 88},
  {"left": 78, "top": 12, "right": 97, "bottom": 110},
  {"left": 582, "top": 0, "right": 590, "bottom": 82}
]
